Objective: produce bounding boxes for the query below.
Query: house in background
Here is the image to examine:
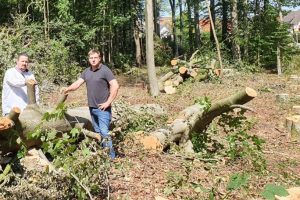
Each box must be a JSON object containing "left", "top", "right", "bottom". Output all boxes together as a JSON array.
[
  {"left": 159, "top": 16, "right": 212, "bottom": 39},
  {"left": 159, "top": 17, "right": 172, "bottom": 39},
  {"left": 283, "top": 10, "right": 300, "bottom": 44}
]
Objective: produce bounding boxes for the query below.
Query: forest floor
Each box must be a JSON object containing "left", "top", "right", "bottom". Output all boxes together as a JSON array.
[{"left": 43, "top": 71, "right": 300, "bottom": 200}]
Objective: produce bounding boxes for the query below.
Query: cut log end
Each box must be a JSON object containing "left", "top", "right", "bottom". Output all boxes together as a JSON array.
[
  {"left": 164, "top": 86, "right": 176, "bottom": 94},
  {"left": 0, "top": 117, "right": 14, "bottom": 131},
  {"left": 26, "top": 79, "right": 37, "bottom": 85},
  {"left": 171, "top": 59, "right": 178, "bottom": 66},
  {"left": 12, "top": 107, "right": 21, "bottom": 113},
  {"left": 245, "top": 87, "right": 258, "bottom": 97},
  {"left": 7, "top": 107, "right": 21, "bottom": 121},
  {"left": 179, "top": 66, "right": 188, "bottom": 74}
]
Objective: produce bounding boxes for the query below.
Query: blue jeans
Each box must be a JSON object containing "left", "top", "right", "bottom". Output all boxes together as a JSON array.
[{"left": 89, "top": 107, "right": 116, "bottom": 159}]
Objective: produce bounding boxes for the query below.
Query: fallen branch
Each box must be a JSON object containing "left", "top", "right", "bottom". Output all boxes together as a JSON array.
[{"left": 70, "top": 172, "right": 94, "bottom": 200}]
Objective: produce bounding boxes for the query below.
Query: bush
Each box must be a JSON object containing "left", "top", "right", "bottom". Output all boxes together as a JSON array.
[
  {"left": 154, "top": 35, "right": 173, "bottom": 66},
  {"left": 0, "top": 14, "right": 82, "bottom": 88}
]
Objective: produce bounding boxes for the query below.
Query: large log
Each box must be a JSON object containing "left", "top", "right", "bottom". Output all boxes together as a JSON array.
[
  {"left": 150, "top": 87, "right": 257, "bottom": 149},
  {"left": 0, "top": 81, "right": 99, "bottom": 155},
  {"left": 0, "top": 82, "right": 167, "bottom": 155},
  {"left": 0, "top": 81, "right": 257, "bottom": 155}
]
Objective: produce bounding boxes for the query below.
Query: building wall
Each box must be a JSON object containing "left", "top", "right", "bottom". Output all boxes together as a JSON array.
[{"left": 293, "top": 22, "right": 300, "bottom": 32}]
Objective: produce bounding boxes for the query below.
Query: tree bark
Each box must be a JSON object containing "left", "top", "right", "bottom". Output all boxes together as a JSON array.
[
  {"left": 222, "top": 0, "right": 229, "bottom": 44},
  {"left": 207, "top": 0, "right": 223, "bottom": 76},
  {"left": 134, "top": 20, "right": 142, "bottom": 67},
  {"left": 187, "top": 0, "right": 194, "bottom": 54},
  {"left": 146, "top": 0, "right": 160, "bottom": 96},
  {"left": 169, "top": 0, "right": 179, "bottom": 56},
  {"left": 151, "top": 87, "right": 257, "bottom": 149},
  {"left": 277, "top": 2, "right": 283, "bottom": 76},
  {"left": 231, "top": 0, "right": 241, "bottom": 62},
  {"left": 194, "top": 0, "right": 201, "bottom": 49}
]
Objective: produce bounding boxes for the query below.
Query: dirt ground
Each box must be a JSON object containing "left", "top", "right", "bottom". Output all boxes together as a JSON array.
[{"left": 44, "top": 72, "right": 300, "bottom": 199}]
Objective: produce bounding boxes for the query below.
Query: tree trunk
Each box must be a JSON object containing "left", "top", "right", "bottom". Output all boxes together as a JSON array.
[
  {"left": 153, "top": 0, "right": 160, "bottom": 36},
  {"left": 222, "top": 0, "right": 229, "bottom": 44},
  {"left": 187, "top": 0, "right": 194, "bottom": 54},
  {"left": 207, "top": 0, "right": 223, "bottom": 76},
  {"left": 277, "top": 3, "right": 283, "bottom": 76},
  {"left": 242, "top": 0, "right": 249, "bottom": 61},
  {"left": 146, "top": 0, "right": 160, "bottom": 96},
  {"left": 0, "top": 81, "right": 100, "bottom": 155},
  {"left": 169, "top": 0, "right": 179, "bottom": 56},
  {"left": 210, "top": 0, "right": 215, "bottom": 44},
  {"left": 179, "top": 0, "right": 183, "bottom": 47},
  {"left": 0, "top": 83, "right": 257, "bottom": 155},
  {"left": 151, "top": 87, "right": 257, "bottom": 149},
  {"left": 231, "top": 0, "right": 241, "bottom": 62},
  {"left": 194, "top": 0, "right": 201, "bottom": 49},
  {"left": 134, "top": 20, "right": 142, "bottom": 67}
]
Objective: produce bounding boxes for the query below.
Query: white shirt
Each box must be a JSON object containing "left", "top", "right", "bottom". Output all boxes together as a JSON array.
[{"left": 2, "top": 67, "right": 39, "bottom": 115}]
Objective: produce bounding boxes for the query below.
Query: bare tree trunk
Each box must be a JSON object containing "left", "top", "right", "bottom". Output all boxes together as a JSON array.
[
  {"left": 146, "top": 0, "right": 160, "bottom": 96},
  {"left": 207, "top": 0, "right": 223, "bottom": 76},
  {"left": 231, "top": 0, "right": 241, "bottom": 62},
  {"left": 43, "top": 0, "right": 49, "bottom": 39},
  {"left": 222, "top": 0, "right": 229, "bottom": 47},
  {"left": 277, "top": 3, "right": 283, "bottom": 76},
  {"left": 210, "top": 0, "right": 215, "bottom": 44},
  {"left": 187, "top": 0, "right": 194, "bottom": 54},
  {"left": 134, "top": 19, "right": 142, "bottom": 67},
  {"left": 169, "top": 0, "right": 179, "bottom": 56},
  {"left": 179, "top": 0, "right": 183, "bottom": 47},
  {"left": 194, "top": 0, "right": 201, "bottom": 49},
  {"left": 242, "top": 0, "right": 249, "bottom": 61},
  {"left": 153, "top": 0, "right": 160, "bottom": 36}
]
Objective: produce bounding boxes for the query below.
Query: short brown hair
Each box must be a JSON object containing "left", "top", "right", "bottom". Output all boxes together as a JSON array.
[
  {"left": 17, "top": 52, "right": 29, "bottom": 60},
  {"left": 88, "top": 49, "right": 102, "bottom": 57}
]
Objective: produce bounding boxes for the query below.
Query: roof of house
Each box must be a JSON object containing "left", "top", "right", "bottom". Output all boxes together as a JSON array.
[{"left": 283, "top": 10, "right": 300, "bottom": 25}]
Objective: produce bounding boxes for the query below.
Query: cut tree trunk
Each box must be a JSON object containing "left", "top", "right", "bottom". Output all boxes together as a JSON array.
[
  {"left": 0, "top": 81, "right": 100, "bottom": 155},
  {"left": 151, "top": 87, "right": 257, "bottom": 149},
  {"left": 0, "top": 81, "right": 258, "bottom": 155}
]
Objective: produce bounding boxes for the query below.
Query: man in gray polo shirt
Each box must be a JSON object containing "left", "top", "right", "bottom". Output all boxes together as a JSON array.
[{"left": 64, "top": 49, "right": 119, "bottom": 159}]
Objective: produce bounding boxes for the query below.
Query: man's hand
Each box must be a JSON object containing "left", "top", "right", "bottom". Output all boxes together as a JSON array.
[
  {"left": 25, "top": 79, "right": 37, "bottom": 85},
  {"left": 98, "top": 102, "right": 110, "bottom": 110}
]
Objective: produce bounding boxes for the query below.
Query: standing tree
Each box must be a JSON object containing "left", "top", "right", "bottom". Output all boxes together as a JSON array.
[
  {"left": 277, "top": 0, "right": 283, "bottom": 75},
  {"left": 194, "top": 0, "right": 201, "bottom": 49},
  {"left": 169, "top": 0, "right": 179, "bottom": 56},
  {"left": 146, "top": 0, "right": 160, "bottom": 96},
  {"left": 187, "top": 0, "right": 195, "bottom": 54},
  {"left": 222, "top": 0, "right": 229, "bottom": 45},
  {"left": 207, "top": 0, "right": 223, "bottom": 75},
  {"left": 231, "top": 0, "right": 241, "bottom": 61}
]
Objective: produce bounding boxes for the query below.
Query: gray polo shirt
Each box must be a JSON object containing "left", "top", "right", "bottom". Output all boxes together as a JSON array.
[{"left": 80, "top": 64, "right": 115, "bottom": 108}]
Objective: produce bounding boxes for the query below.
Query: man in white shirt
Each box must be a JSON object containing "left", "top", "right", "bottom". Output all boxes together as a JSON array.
[{"left": 1, "top": 53, "right": 39, "bottom": 116}]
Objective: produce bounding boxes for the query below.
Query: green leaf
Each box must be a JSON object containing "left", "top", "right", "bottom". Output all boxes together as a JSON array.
[
  {"left": 70, "top": 128, "right": 80, "bottom": 138},
  {"left": 82, "top": 148, "right": 90, "bottom": 156},
  {"left": 16, "top": 137, "right": 22, "bottom": 144},
  {"left": 47, "top": 130, "right": 57, "bottom": 140},
  {"left": 227, "top": 173, "right": 249, "bottom": 191},
  {"left": 261, "top": 184, "right": 289, "bottom": 200},
  {"left": 42, "top": 112, "right": 50, "bottom": 121},
  {"left": 63, "top": 133, "right": 70, "bottom": 139}
]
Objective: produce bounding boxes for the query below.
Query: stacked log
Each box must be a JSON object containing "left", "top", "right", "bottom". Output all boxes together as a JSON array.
[{"left": 158, "top": 59, "right": 210, "bottom": 94}]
